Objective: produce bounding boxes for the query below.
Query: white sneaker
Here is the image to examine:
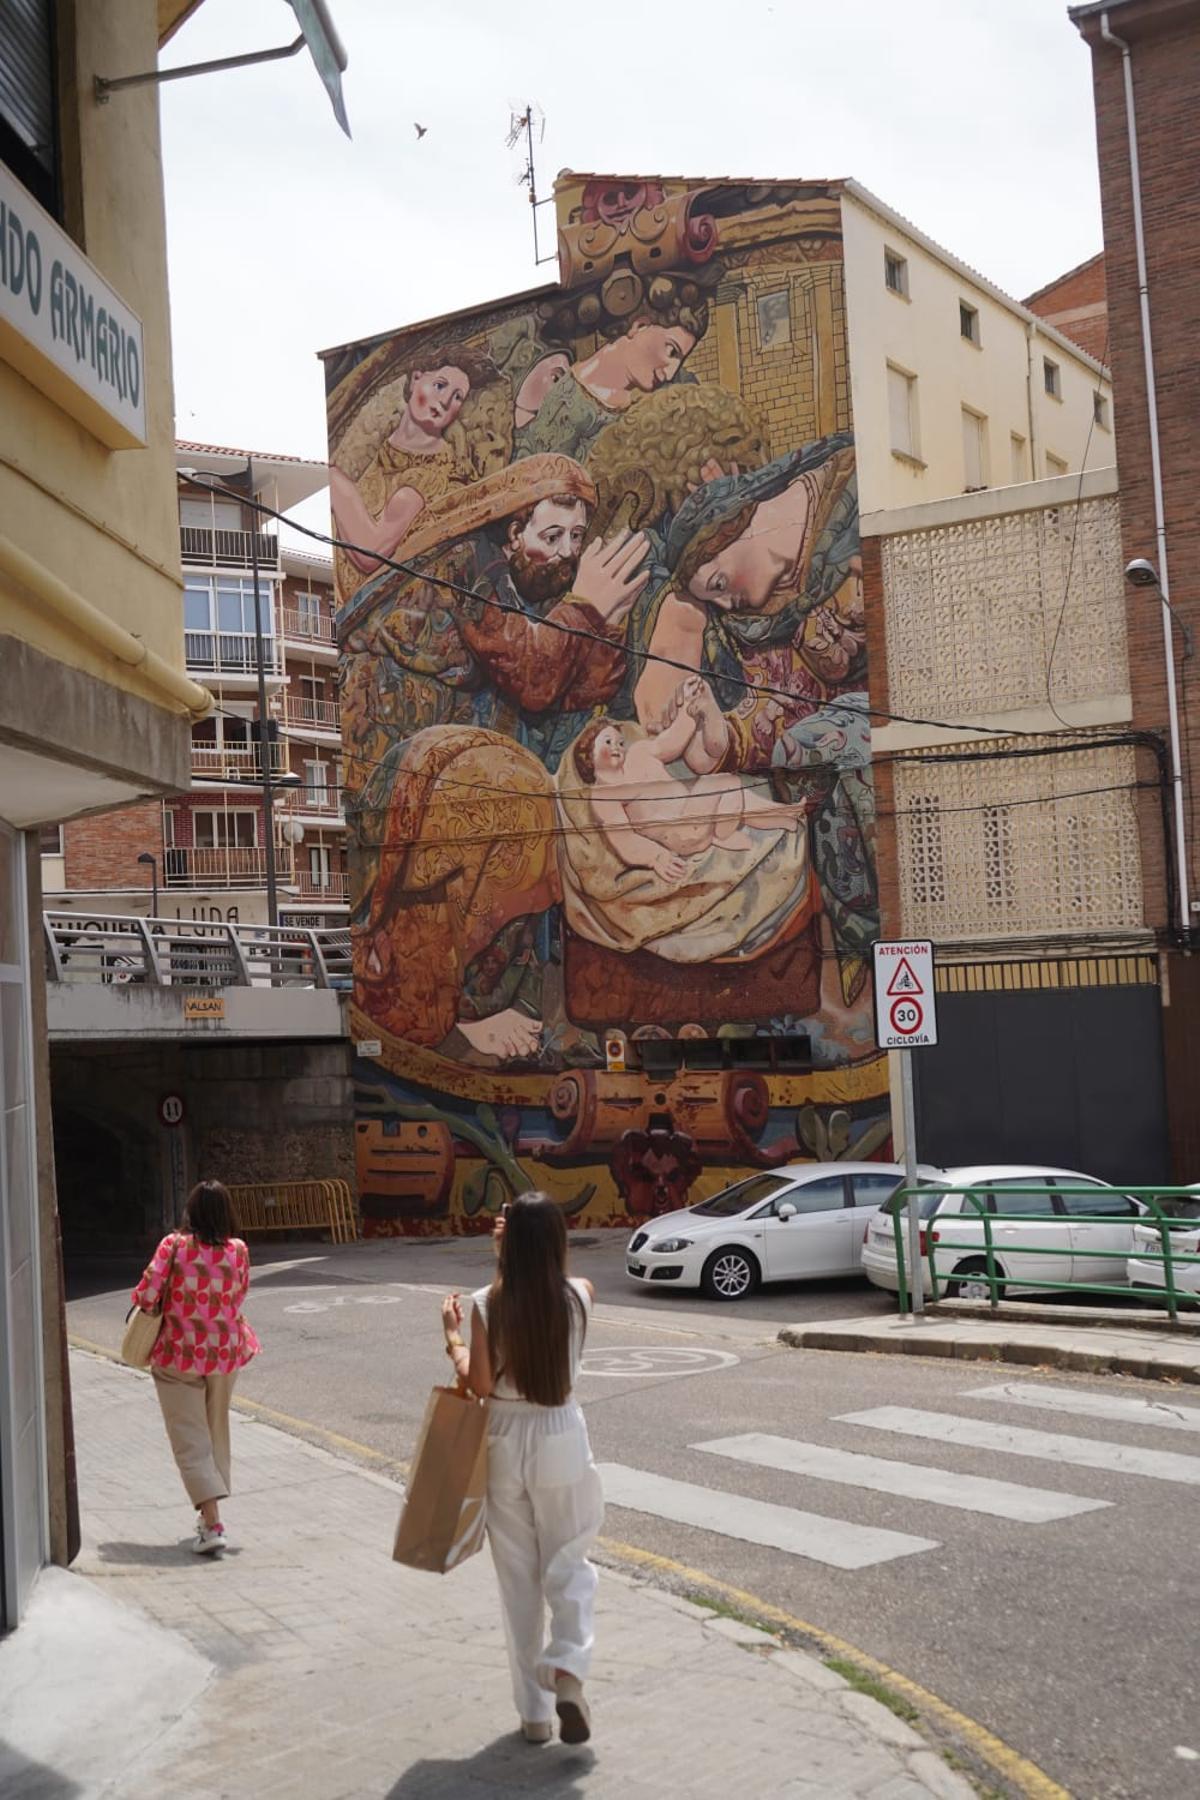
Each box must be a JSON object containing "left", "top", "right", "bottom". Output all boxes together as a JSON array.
[{"left": 192, "top": 1522, "right": 227, "bottom": 1555}]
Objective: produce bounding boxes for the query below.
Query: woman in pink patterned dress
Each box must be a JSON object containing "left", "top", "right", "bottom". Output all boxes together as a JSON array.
[{"left": 130, "top": 1179, "right": 260, "bottom": 1554}]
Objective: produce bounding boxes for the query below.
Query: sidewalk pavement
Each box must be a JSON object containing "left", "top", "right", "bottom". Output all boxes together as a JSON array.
[
  {"left": 781, "top": 1311, "right": 1200, "bottom": 1383},
  {"left": 0, "top": 1351, "right": 974, "bottom": 1800}
]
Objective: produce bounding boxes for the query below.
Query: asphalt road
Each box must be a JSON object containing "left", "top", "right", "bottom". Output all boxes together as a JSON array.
[{"left": 69, "top": 1231, "right": 1200, "bottom": 1800}]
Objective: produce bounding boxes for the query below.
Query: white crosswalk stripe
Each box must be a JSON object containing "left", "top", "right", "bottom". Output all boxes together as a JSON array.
[
  {"left": 963, "top": 1381, "right": 1200, "bottom": 1434},
  {"left": 597, "top": 1463, "right": 940, "bottom": 1569},
  {"left": 692, "top": 1432, "right": 1111, "bottom": 1522},
  {"left": 838, "top": 1406, "right": 1200, "bottom": 1485}
]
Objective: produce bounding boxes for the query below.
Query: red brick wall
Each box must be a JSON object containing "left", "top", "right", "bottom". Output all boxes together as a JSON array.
[
  {"left": 1023, "top": 253, "right": 1109, "bottom": 362},
  {"left": 1078, "top": 0, "right": 1200, "bottom": 1176},
  {"left": 63, "top": 801, "right": 164, "bottom": 890}
]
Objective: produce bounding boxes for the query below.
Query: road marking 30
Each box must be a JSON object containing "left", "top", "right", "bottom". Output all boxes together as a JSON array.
[
  {"left": 580, "top": 1347, "right": 739, "bottom": 1378},
  {"left": 598, "top": 1463, "right": 939, "bottom": 1568},
  {"left": 693, "top": 1433, "right": 1110, "bottom": 1522}
]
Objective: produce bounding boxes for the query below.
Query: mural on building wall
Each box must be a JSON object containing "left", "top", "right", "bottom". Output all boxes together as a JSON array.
[{"left": 324, "top": 176, "right": 889, "bottom": 1234}]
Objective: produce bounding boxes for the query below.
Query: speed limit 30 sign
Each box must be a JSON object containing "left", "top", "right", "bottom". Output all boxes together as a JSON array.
[{"left": 873, "top": 940, "right": 938, "bottom": 1048}]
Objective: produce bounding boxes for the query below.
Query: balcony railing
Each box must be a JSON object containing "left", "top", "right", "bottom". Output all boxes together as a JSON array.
[
  {"left": 284, "top": 695, "right": 341, "bottom": 732},
  {"left": 296, "top": 870, "right": 350, "bottom": 899},
  {"left": 190, "top": 743, "right": 286, "bottom": 782},
  {"left": 291, "top": 785, "right": 344, "bottom": 818},
  {"left": 281, "top": 606, "right": 337, "bottom": 647},
  {"left": 185, "top": 631, "right": 284, "bottom": 677},
  {"left": 166, "top": 846, "right": 293, "bottom": 889},
  {"left": 180, "top": 526, "right": 280, "bottom": 570}
]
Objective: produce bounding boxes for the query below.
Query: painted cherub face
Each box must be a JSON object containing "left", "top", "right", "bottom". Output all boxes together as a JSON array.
[
  {"left": 592, "top": 724, "right": 627, "bottom": 776},
  {"left": 515, "top": 353, "right": 570, "bottom": 428},
  {"left": 408, "top": 365, "right": 470, "bottom": 436}
]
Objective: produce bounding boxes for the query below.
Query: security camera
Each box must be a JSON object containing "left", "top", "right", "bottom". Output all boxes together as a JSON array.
[{"left": 1125, "top": 558, "right": 1161, "bottom": 589}]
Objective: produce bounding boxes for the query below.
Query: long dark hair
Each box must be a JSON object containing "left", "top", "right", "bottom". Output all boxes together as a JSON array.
[
  {"left": 488, "top": 1193, "right": 585, "bottom": 1407},
  {"left": 182, "top": 1179, "right": 235, "bottom": 1248}
]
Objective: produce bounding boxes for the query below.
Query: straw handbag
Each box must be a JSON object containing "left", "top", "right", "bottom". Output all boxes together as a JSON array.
[{"left": 121, "top": 1235, "right": 181, "bottom": 1369}]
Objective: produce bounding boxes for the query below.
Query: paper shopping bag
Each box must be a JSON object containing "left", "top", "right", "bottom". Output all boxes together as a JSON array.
[{"left": 393, "top": 1385, "right": 488, "bottom": 1573}]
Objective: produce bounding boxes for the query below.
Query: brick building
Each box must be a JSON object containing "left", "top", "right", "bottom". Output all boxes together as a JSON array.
[
  {"left": 1072, "top": 0, "right": 1200, "bottom": 1176},
  {"left": 1024, "top": 253, "right": 1109, "bottom": 362},
  {"left": 44, "top": 447, "right": 347, "bottom": 933}
]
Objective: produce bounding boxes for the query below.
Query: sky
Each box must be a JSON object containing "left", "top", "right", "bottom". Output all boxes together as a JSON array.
[{"left": 160, "top": 0, "right": 1105, "bottom": 505}]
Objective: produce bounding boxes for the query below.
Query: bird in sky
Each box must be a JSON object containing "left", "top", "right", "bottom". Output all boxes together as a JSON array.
[{"left": 414, "top": 123, "right": 427, "bottom": 140}]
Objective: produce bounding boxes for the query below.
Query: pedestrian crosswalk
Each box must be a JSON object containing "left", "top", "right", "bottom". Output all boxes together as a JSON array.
[{"left": 598, "top": 1381, "right": 1200, "bottom": 1573}]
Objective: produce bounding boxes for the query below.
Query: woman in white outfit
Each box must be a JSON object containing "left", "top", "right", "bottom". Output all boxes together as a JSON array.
[{"left": 442, "top": 1193, "right": 603, "bottom": 1746}]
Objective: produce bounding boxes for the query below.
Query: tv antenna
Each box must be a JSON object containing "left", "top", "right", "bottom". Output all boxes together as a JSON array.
[{"left": 506, "top": 103, "right": 556, "bottom": 266}]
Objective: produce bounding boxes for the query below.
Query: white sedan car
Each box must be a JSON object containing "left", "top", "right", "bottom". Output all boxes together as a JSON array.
[
  {"left": 863, "top": 1164, "right": 1146, "bottom": 1301},
  {"left": 1127, "top": 1191, "right": 1200, "bottom": 1303},
  {"left": 625, "top": 1162, "right": 941, "bottom": 1302}
]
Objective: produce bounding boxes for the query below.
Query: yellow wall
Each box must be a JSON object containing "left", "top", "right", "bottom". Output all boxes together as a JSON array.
[
  {"left": 0, "top": 1, "right": 186, "bottom": 711},
  {"left": 841, "top": 188, "right": 1114, "bottom": 515}
]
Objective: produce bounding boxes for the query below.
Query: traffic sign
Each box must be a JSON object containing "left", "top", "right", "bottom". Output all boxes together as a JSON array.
[
  {"left": 158, "top": 1093, "right": 185, "bottom": 1128},
  {"left": 873, "top": 940, "right": 937, "bottom": 1048}
]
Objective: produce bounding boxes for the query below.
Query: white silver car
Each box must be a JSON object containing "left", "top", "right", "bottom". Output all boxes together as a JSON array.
[
  {"left": 1127, "top": 1190, "right": 1200, "bottom": 1303},
  {"left": 863, "top": 1164, "right": 1146, "bottom": 1301},
  {"left": 625, "top": 1163, "right": 941, "bottom": 1302}
]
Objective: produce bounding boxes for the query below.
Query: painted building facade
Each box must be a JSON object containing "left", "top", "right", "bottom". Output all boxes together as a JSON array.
[{"left": 326, "top": 177, "right": 887, "bottom": 1234}]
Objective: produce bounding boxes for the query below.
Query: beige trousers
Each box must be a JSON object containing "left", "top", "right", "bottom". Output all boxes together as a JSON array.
[{"left": 152, "top": 1367, "right": 237, "bottom": 1507}]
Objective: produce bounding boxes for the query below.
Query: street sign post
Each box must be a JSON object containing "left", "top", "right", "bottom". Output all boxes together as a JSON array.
[{"left": 872, "top": 941, "right": 938, "bottom": 1316}]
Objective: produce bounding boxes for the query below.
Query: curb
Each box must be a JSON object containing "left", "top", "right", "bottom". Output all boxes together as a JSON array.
[{"left": 779, "top": 1325, "right": 1200, "bottom": 1383}]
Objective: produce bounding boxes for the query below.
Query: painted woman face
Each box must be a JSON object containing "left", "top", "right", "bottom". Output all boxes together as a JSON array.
[
  {"left": 619, "top": 321, "right": 697, "bottom": 394},
  {"left": 407, "top": 365, "right": 470, "bottom": 436},
  {"left": 687, "top": 480, "right": 814, "bottom": 613}
]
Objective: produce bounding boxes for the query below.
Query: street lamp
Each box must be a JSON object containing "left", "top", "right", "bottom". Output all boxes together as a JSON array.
[{"left": 136, "top": 851, "right": 158, "bottom": 919}]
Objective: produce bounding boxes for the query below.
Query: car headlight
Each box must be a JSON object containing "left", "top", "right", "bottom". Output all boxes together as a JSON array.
[{"left": 649, "top": 1237, "right": 693, "bottom": 1253}]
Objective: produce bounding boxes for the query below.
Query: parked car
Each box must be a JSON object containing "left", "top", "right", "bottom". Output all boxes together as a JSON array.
[
  {"left": 625, "top": 1162, "right": 942, "bottom": 1301},
  {"left": 1126, "top": 1188, "right": 1200, "bottom": 1303},
  {"left": 862, "top": 1164, "right": 1147, "bottom": 1301}
]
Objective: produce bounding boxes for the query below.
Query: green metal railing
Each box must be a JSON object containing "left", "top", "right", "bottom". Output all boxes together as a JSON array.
[{"left": 883, "top": 1186, "right": 1200, "bottom": 1324}]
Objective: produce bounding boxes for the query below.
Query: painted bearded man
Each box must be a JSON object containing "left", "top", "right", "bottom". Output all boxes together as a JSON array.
[{"left": 457, "top": 485, "right": 650, "bottom": 768}]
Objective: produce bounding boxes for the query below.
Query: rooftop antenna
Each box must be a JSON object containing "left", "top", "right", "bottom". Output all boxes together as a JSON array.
[{"left": 506, "top": 103, "right": 555, "bottom": 266}]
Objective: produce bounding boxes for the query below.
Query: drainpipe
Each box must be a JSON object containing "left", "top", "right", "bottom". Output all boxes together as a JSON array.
[
  {"left": 1101, "top": 10, "right": 1191, "bottom": 936},
  {"left": 1024, "top": 320, "right": 1040, "bottom": 481}
]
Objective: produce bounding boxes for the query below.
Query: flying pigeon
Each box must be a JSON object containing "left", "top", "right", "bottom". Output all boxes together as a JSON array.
[{"left": 414, "top": 123, "right": 427, "bottom": 139}]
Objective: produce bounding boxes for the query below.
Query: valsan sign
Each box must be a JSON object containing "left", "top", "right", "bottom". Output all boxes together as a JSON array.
[{"left": 0, "top": 164, "right": 147, "bottom": 449}]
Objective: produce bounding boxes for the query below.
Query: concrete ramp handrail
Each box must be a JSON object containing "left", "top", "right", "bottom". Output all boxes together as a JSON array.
[{"left": 44, "top": 911, "right": 351, "bottom": 991}]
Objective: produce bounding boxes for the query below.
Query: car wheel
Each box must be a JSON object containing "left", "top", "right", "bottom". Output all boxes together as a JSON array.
[
  {"left": 945, "top": 1256, "right": 1004, "bottom": 1303},
  {"left": 701, "top": 1247, "right": 760, "bottom": 1302}
]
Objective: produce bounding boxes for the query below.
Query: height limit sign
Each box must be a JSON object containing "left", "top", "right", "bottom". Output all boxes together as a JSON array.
[{"left": 873, "top": 940, "right": 938, "bottom": 1048}]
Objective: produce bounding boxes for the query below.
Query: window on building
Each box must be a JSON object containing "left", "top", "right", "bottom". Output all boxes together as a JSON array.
[
  {"left": 183, "top": 575, "right": 276, "bottom": 649},
  {"left": 179, "top": 497, "right": 241, "bottom": 532},
  {"left": 1093, "top": 391, "right": 1111, "bottom": 430},
  {"left": 1010, "top": 433, "right": 1027, "bottom": 484},
  {"left": 194, "top": 810, "right": 258, "bottom": 849},
  {"left": 308, "top": 844, "right": 332, "bottom": 889},
  {"left": 887, "top": 364, "right": 920, "bottom": 461},
  {"left": 38, "top": 824, "right": 63, "bottom": 857},
  {"left": 959, "top": 302, "right": 981, "bottom": 346},
  {"left": 1043, "top": 358, "right": 1062, "bottom": 399},
  {"left": 0, "top": 0, "right": 59, "bottom": 216},
  {"left": 295, "top": 590, "right": 323, "bottom": 633},
  {"left": 1046, "top": 451, "right": 1069, "bottom": 477},
  {"left": 961, "top": 407, "right": 989, "bottom": 491},
  {"left": 884, "top": 250, "right": 909, "bottom": 298}
]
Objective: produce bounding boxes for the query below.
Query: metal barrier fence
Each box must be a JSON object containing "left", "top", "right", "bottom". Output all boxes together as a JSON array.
[
  {"left": 885, "top": 1185, "right": 1200, "bottom": 1324},
  {"left": 230, "top": 1180, "right": 358, "bottom": 1245},
  {"left": 44, "top": 911, "right": 351, "bottom": 991}
]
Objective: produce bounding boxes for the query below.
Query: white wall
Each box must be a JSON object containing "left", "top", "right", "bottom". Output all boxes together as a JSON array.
[{"left": 841, "top": 187, "right": 1114, "bottom": 515}]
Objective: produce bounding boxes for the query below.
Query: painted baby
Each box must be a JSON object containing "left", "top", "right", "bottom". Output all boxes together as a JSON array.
[{"left": 570, "top": 676, "right": 807, "bottom": 884}]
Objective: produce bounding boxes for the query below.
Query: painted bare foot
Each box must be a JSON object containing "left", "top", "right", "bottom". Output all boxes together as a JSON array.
[{"left": 458, "top": 1010, "right": 543, "bottom": 1060}]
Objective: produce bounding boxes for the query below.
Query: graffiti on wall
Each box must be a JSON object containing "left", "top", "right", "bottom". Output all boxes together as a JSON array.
[{"left": 324, "top": 176, "right": 888, "bottom": 1233}]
